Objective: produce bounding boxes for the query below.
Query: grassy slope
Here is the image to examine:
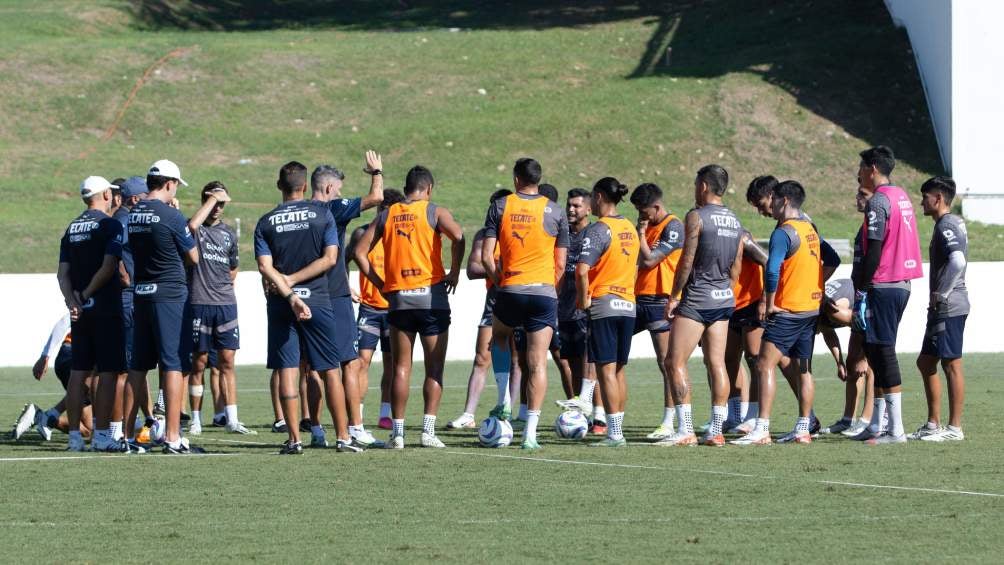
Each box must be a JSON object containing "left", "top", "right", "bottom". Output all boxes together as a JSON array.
[
  {"left": 1, "top": 354, "right": 1003, "bottom": 562},
  {"left": 0, "top": 0, "right": 1001, "bottom": 273}
]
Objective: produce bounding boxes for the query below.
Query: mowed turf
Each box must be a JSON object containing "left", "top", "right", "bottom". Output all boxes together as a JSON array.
[{"left": 1, "top": 353, "right": 1002, "bottom": 562}]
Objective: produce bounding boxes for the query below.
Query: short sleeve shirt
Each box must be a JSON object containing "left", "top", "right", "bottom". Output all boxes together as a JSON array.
[
  {"left": 59, "top": 209, "right": 124, "bottom": 316},
  {"left": 865, "top": 192, "right": 891, "bottom": 243},
  {"left": 323, "top": 197, "right": 361, "bottom": 298},
  {"left": 254, "top": 200, "right": 339, "bottom": 306},
  {"left": 188, "top": 222, "right": 239, "bottom": 305},
  {"left": 128, "top": 199, "right": 195, "bottom": 302}
]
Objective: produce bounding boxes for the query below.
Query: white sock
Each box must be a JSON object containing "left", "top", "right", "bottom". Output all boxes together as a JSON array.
[
  {"left": 677, "top": 404, "right": 694, "bottom": 435},
  {"left": 739, "top": 401, "right": 750, "bottom": 422},
  {"left": 593, "top": 406, "right": 607, "bottom": 424},
  {"left": 379, "top": 402, "right": 391, "bottom": 419},
  {"left": 580, "top": 379, "right": 596, "bottom": 405},
  {"left": 392, "top": 419, "right": 405, "bottom": 437},
  {"left": 191, "top": 410, "right": 201, "bottom": 425},
  {"left": 795, "top": 416, "right": 810, "bottom": 434},
  {"left": 755, "top": 418, "right": 770, "bottom": 434},
  {"left": 359, "top": 404, "right": 364, "bottom": 420},
  {"left": 661, "top": 407, "right": 675, "bottom": 428},
  {"left": 109, "top": 421, "right": 122, "bottom": 441},
  {"left": 422, "top": 414, "right": 436, "bottom": 435},
  {"left": 225, "top": 404, "right": 238, "bottom": 425},
  {"left": 311, "top": 425, "right": 324, "bottom": 437},
  {"left": 884, "top": 392, "right": 904, "bottom": 437},
  {"left": 868, "top": 397, "right": 886, "bottom": 434},
  {"left": 608, "top": 412, "right": 624, "bottom": 441},
  {"left": 524, "top": 410, "right": 540, "bottom": 443},
  {"left": 518, "top": 404, "right": 528, "bottom": 421},
  {"left": 709, "top": 405, "right": 727, "bottom": 436},
  {"left": 491, "top": 342, "right": 512, "bottom": 407}
]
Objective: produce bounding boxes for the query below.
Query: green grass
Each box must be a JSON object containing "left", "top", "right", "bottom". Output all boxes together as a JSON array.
[
  {"left": 2, "top": 353, "right": 1003, "bottom": 562},
  {"left": 1, "top": 0, "right": 1002, "bottom": 273}
]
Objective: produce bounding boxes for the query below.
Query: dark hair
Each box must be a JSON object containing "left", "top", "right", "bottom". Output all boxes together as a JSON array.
[
  {"left": 592, "top": 177, "right": 629, "bottom": 204},
  {"left": 746, "top": 175, "right": 778, "bottom": 204},
  {"left": 311, "top": 165, "right": 345, "bottom": 191},
  {"left": 696, "top": 164, "right": 729, "bottom": 196},
  {"left": 202, "top": 180, "right": 229, "bottom": 203},
  {"left": 513, "top": 158, "right": 542, "bottom": 186},
  {"left": 404, "top": 165, "right": 434, "bottom": 194},
  {"left": 146, "top": 175, "right": 172, "bottom": 191},
  {"left": 278, "top": 161, "right": 308, "bottom": 192},
  {"left": 111, "top": 177, "right": 126, "bottom": 191},
  {"left": 567, "top": 188, "right": 590, "bottom": 201},
  {"left": 772, "top": 180, "right": 806, "bottom": 208},
  {"left": 629, "top": 183, "right": 662, "bottom": 208},
  {"left": 920, "top": 175, "right": 956, "bottom": 204},
  {"left": 380, "top": 188, "right": 406, "bottom": 210},
  {"left": 490, "top": 188, "right": 512, "bottom": 202},
  {"left": 539, "top": 183, "right": 559, "bottom": 202},
  {"left": 859, "top": 145, "right": 896, "bottom": 176}
]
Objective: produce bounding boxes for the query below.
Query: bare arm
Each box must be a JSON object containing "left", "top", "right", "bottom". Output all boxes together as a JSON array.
[
  {"left": 257, "top": 255, "right": 311, "bottom": 320},
  {"left": 553, "top": 246, "right": 568, "bottom": 291},
  {"left": 437, "top": 207, "right": 466, "bottom": 294},
  {"left": 742, "top": 235, "right": 768, "bottom": 266},
  {"left": 354, "top": 222, "right": 383, "bottom": 289},
  {"left": 729, "top": 234, "right": 744, "bottom": 286},
  {"left": 187, "top": 192, "right": 229, "bottom": 234},
  {"left": 285, "top": 245, "right": 337, "bottom": 286},
  {"left": 56, "top": 262, "right": 80, "bottom": 319},
  {"left": 230, "top": 268, "right": 239, "bottom": 282},
  {"left": 669, "top": 211, "right": 700, "bottom": 300},
  {"left": 466, "top": 234, "right": 487, "bottom": 280},
  {"left": 481, "top": 236, "right": 500, "bottom": 286},
  {"left": 820, "top": 326, "right": 847, "bottom": 381},
  {"left": 575, "top": 262, "right": 591, "bottom": 310},
  {"left": 183, "top": 246, "right": 199, "bottom": 267},
  {"left": 359, "top": 151, "right": 384, "bottom": 211},
  {"left": 346, "top": 226, "right": 365, "bottom": 268}
]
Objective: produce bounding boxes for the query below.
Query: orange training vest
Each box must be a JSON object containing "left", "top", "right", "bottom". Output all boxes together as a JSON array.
[
  {"left": 635, "top": 213, "right": 681, "bottom": 296},
  {"left": 734, "top": 254, "right": 764, "bottom": 310},
  {"left": 359, "top": 238, "right": 389, "bottom": 309},
  {"left": 774, "top": 218, "right": 823, "bottom": 312},
  {"left": 588, "top": 216, "right": 640, "bottom": 301},
  {"left": 498, "top": 194, "right": 557, "bottom": 287},
  {"left": 381, "top": 200, "right": 445, "bottom": 293}
]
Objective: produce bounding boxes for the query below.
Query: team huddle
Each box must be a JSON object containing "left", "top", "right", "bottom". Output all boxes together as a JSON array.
[{"left": 11, "top": 145, "right": 970, "bottom": 453}]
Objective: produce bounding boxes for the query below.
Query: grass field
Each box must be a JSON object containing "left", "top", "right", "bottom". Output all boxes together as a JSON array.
[
  {"left": 1, "top": 0, "right": 1003, "bottom": 273},
  {"left": 2, "top": 354, "right": 1003, "bottom": 562}
]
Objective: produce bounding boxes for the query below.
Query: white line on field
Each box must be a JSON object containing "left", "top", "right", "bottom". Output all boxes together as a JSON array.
[{"left": 818, "top": 480, "right": 1004, "bottom": 498}]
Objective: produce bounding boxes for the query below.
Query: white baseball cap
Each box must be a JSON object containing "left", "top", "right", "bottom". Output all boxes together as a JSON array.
[
  {"left": 147, "top": 159, "right": 189, "bottom": 186},
  {"left": 80, "top": 176, "right": 118, "bottom": 198}
]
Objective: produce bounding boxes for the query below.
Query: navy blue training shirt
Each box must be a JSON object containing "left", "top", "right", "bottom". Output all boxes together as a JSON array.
[
  {"left": 112, "top": 206, "right": 135, "bottom": 306},
  {"left": 59, "top": 209, "right": 124, "bottom": 316},
  {"left": 319, "top": 197, "right": 361, "bottom": 298},
  {"left": 254, "top": 199, "right": 339, "bottom": 306},
  {"left": 128, "top": 198, "right": 196, "bottom": 302}
]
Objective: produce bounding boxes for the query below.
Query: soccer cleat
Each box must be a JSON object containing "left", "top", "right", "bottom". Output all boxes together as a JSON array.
[
  {"left": 866, "top": 433, "right": 907, "bottom": 445},
  {"left": 590, "top": 437, "right": 627, "bottom": 448},
  {"left": 212, "top": 415, "right": 228, "bottom": 428},
  {"left": 776, "top": 430, "right": 800, "bottom": 444},
  {"left": 385, "top": 434, "right": 405, "bottom": 449},
  {"left": 124, "top": 439, "right": 147, "bottom": 454},
  {"left": 907, "top": 423, "right": 943, "bottom": 440},
  {"left": 842, "top": 419, "right": 869, "bottom": 437},
  {"left": 153, "top": 403, "right": 165, "bottom": 417},
  {"left": 555, "top": 397, "right": 593, "bottom": 414},
  {"left": 701, "top": 433, "right": 725, "bottom": 447},
  {"left": 163, "top": 437, "right": 205, "bottom": 454},
  {"left": 420, "top": 433, "right": 446, "bottom": 448},
  {"left": 378, "top": 417, "right": 393, "bottom": 430},
  {"left": 921, "top": 427, "right": 965, "bottom": 442},
  {"left": 13, "top": 403, "right": 37, "bottom": 440},
  {"left": 723, "top": 419, "right": 744, "bottom": 434},
  {"left": 734, "top": 418, "right": 756, "bottom": 435},
  {"left": 226, "top": 422, "right": 258, "bottom": 435},
  {"left": 35, "top": 409, "right": 54, "bottom": 442},
  {"left": 299, "top": 419, "right": 312, "bottom": 433},
  {"left": 849, "top": 427, "right": 880, "bottom": 441},
  {"left": 309, "top": 432, "right": 328, "bottom": 448},
  {"left": 730, "top": 430, "right": 772, "bottom": 445},
  {"left": 822, "top": 419, "right": 853, "bottom": 434},
  {"left": 809, "top": 417, "right": 821, "bottom": 435},
  {"left": 279, "top": 440, "right": 303, "bottom": 455},
  {"left": 271, "top": 419, "right": 287, "bottom": 433},
  {"left": 446, "top": 414, "right": 476, "bottom": 429},
  {"left": 335, "top": 438, "right": 365, "bottom": 453},
  {"left": 645, "top": 423, "right": 675, "bottom": 440},
  {"left": 350, "top": 427, "right": 384, "bottom": 448},
  {"left": 489, "top": 403, "right": 512, "bottom": 422},
  {"left": 520, "top": 439, "right": 541, "bottom": 450},
  {"left": 66, "top": 435, "right": 86, "bottom": 452},
  {"left": 654, "top": 432, "right": 698, "bottom": 447},
  {"left": 590, "top": 422, "right": 608, "bottom": 436},
  {"left": 188, "top": 420, "right": 203, "bottom": 436},
  {"left": 793, "top": 432, "right": 812, "bottom": 444},
  {"left": 93, "top": 438, "right": 131, "bottom": 453}
]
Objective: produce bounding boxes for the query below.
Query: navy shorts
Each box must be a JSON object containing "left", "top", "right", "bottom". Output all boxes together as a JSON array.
[
  {"left": 267, "top": 299, "right": 340, "bottom": 372},
  {"left": 921, "top": 314, "right": 967, "bottom": 360},
  {"left": 70, "top": 312, "right": 127, "bottom": 373},
  {"left": 588, "top": 315, "right": 634, "bottom": 365},
  {"left": 729, "top": 301, "right": 764, "bottom": 332},
  {"left": 514, "top": 326, "right": 560, "bottom": 352},
  {"left": 494, "top": 291, "right": 557, "bottom": 332},
  {"left": 479, "top": 288, "right": 497, "bottom": 328},
  {"left": 764, "top": 313, "right": 818, "bottom": 361},
  {"left": 357, "top": 304, "right": 391, "bottom": 352},
  {"left": 132, "top": 301, "right": 187, "bottom": 372},
  {"left": 330, "top": 295, "right": 359, "bottom": 363},
  {"left": 865, "top": 286, "right": 910, "bottom": 346},
  {"left": 634, "top": 298, "right": 671, "bottom": 334},
  {"left": 189, "top": 304, "right": 240, "bottom": 353},
  {"left": 55, "top": 343, "right": 72, "bottom": 389},
  {"left": 388, "top": 309, "right": 451, "bottom": 336},
  {"left": 676, "top": 303, "right": 734, "bottom": 325},
  {"left": 558, "top": 318, "right": 588, "bottom": 359}
]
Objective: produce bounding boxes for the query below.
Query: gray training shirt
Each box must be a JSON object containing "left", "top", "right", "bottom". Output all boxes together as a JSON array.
[
  {"left": 188, "top": 222, "right": 238, "bottom": 305},
  {"left": 578, "top": 218, "right": 637, "bottom": 320},
  {"left": 558, "top": 224, "right": 588, "bottom": 322},
  {"left": 680, "top": 204, "right": 742, "bottom": 310},
  {"left": 929, "top": 213, "right": 969, "bottom": 318}
]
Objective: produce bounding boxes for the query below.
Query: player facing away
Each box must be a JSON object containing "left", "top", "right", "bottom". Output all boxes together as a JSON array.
[
  {"left": 576, "top": 177, "right": 640, "bottom": 447},
  {"left": 733, "top": 180, "right": 823, "bottom": 445},
  {"left": 255, "top": 161, "right": 358, "bottom": 454},
  {"left": 627, "top": 183, "right": 684, "bottom": 440},
  {"left": 912, "top": 176, "right": 969, "bottom": 441},
  {"left": 851, "top": 146, "right": 924, "bottom": 445},
  {"left": 57, "top": 176, "right": 129, "bottom": 452},
  {"left": 481, "top": 158, "right": 569, "bottom": 450},
  {"left": 355, "top": 165, "right": 465, "bottom": 449},
  {"left": 660, "top": 164, "right": 743, "bottom": 447}
]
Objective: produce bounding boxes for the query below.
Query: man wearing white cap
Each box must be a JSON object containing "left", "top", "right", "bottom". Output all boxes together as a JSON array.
[{"left": 58, "top": 176, "right": 130, "bottom": 452}]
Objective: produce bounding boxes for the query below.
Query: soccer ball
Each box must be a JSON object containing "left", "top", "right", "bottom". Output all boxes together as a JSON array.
[
  {"left": 478, "top": 416, "right": 513, "bottom": 448},
  {"left": 554, "top": 411, "right": 589, "bottom": 439}
]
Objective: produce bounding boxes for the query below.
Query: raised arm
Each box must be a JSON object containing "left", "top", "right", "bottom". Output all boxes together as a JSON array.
[
  {"left": 359, "top": 150, "right": 384, "bottom": 211},
  {"left": 187, "top": 190, "right": 230, "bottom": 234}
]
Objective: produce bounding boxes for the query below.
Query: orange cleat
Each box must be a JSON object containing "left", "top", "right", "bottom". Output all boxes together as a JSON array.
[{"left": 702, "top": 434, "right": 725, "bottom": 447}]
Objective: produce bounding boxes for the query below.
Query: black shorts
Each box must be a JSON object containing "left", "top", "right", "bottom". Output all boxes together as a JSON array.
[
  {"left": 479, "top": 288, "right": 497, "bottom": 328},
  {"left": 71, "top": 313, "right": 126, "bottom": 373},
  {"left": 494, "top": 291, "right": 557, "bottom": 332},
  {"left": 729, "top": 301, "right": 764, "bottom": 332},
  {"left": 388, "top": 309, "right": 450, "bottom": 336},
  {"left": 865, "top": 286, "right": 910, "bottom": 346},
  {"left": 132, "top": 300, "right": 187, "bottom": 372},
  {"left": 558, "top": 318, "right": 588, "bottom": 359},
  {"left": 588, "top": 315, "right": 634, "bottom": 365},
  {"left": 514, "top": 326, "right": 560, "bottom": 353},
  {"left": 763, "top": 313, "right": 818, "bottom": 361},
  {"left": 676, "top": 303, "right": 733, "bottom": 325},
  {"left": 921, "top": 314, "right": 967, "bottom": 360},
  {"left": 189, "top": 303, "right": 240, "bottom": 353},
  {"left": 267, "top": 299, "right": 341, "bottom": 371},
  {"left": 330, "top": 295, "right": 359, "bottom": 363},
  {"left": 54, "top": 343, "right": 72, "bottom": 389},
  {"left": 357, "top": 304, "right": 390, "bottom": 352},
  {"left": 634, "top": 298, "right": 671, "bottom": 334}
]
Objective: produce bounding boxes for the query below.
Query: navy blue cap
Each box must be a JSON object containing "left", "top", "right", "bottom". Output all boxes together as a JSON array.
[{"left": 119, "top": 176, "right": 148, "bottom": 198}]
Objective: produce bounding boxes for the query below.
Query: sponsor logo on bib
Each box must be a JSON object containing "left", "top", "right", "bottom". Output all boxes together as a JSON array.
[
  {"left": 711, "top": 288, "right": 733, "bottom": 300},
  {"left": 611, "top": 299, "right": 634, "bottom": 312},
  {"left": 292, "top": 288, "right": 312, "bottom": 298},
  {"left": 135, "top": 283, "right": 158, "bottom": 295}
]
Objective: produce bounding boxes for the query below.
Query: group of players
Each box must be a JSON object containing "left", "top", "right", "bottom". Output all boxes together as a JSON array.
[{"left": 12, "top": 144, "right": 970, "bottom": 453}]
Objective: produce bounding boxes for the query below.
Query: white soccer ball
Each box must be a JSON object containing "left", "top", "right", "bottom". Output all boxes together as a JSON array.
[
  {"left": 478, "top": 416, "right": 513, "bottom": 448},
  {"left": 554, "top": 410, "right": 589, "bottom": 439}
]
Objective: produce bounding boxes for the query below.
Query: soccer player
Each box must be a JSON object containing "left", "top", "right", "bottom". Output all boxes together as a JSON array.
[
  {"left": 816, "top": 276, "right": 874, "bottom": 435},
  {"left": 184, "top": 181, "right": 254, "bottom": 436},
  {"left": 58, "top": 176, "right": 129, "bottom": 452},
  {"left": 660, "top": 164, "right": 742, "bottom": 447},
  {"left": 256, "top": 161, "right": 359, "bottom": 454},
  {"left": 481, "top": 158, "right": 569, "bottom": 450},
  {"left": 627, "top": 183, "right": 684, "bottom": 440},
  {"left": 911, "top": 176, "right": 968, "bottom": 441},
  {"left": 355, "top": 165, "right": 465, "bottom": 449},
  {"left": 347, "top": 189, "right": 406, "bottom": 430},
  {"left": 727, "top": 227, "right": 768, "bottom": 434},
  {"left": 576, "top": 177, "right": 639, "bottom": 447},
  {"left": 851, "top": 146, "right": 924, "bottom": 445},
  {"left": 733, "top": 181, "right": 823, "bottom": 445}
]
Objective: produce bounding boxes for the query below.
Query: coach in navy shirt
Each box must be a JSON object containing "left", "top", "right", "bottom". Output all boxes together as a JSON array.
[{"left": 112, "top": 176, "right": 148, "bottom": 369}]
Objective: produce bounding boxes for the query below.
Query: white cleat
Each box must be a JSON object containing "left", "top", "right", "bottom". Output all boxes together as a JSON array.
[
  {"left": 13, "top": 404, "right": 37, "bottom": 440},
  {"left": 446, "top": 414, "right": 476, "bottom": 429},
  {"left": 385, "top": 434, "right": 405, "bottom": 449},
  {"left": 226, "top": 422, "right": 258, "bottom": 435},
  {"left": 775, "top": 430, "right": 801, "bottom": 444},
  {"left": 867, "top": 433, "right": 907, "bottom": 445},
  {"left": 645, "top": 424, "right": 676, "bottom": 440},
  {"left": 555, "top": 397, "right": 593, "bottom": 415},
  {"left": 730, "top": 429, "right": 773, "bottom": 445},
  {"left": 35, "top": 410, "right": 54, "bottom": 442},
  {"left": 920, "top": 426, "right": 965, "bottom": 442},
  {"left": 350, "top": 427, "right": 384, "bottom": 448},
  {"left": 841, "top": 419, "right": 869, "bottom": 437},
  {"left": 734, "top": 418, "right": 757, "bottom": 435},
  {"left": 188, "top": 420, "right": 203, "bottom": 436},
  {"left": 907, "top": 423, "right": 943, "bottom": 440},
  {"left": 822, "top": 419, "right": 853, "bottom": 434},
  {"left": 420, "top": 432, "right": 446, "bottom": 448}
]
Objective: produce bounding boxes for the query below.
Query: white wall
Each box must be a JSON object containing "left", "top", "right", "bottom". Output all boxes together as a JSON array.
[{"left": 1, "top": 263, "right": 1000, "bottom": 367}]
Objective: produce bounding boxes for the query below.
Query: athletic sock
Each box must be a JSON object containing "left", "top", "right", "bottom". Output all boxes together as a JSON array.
[
  {"left": 754, "top": 418, "right": 770, "bottom": 434},
  {"left": 311, "top": 425, "right": 325, "bottom": 438},
  {"left": 524, "top": 410, "right": 540, "bottom": 443},
  {"left": 728, "top": 397, "right": 742, "bottom": 424},
  {"left": 608, "top": 412, "right": 624, "bottom": 441},
  {"left": 677, "top": 404, "right": 694, "bottom": 435},
  {"left": 45, "top": 408, "right": 60, "bottom": 426},
  {"left": 422, "top": 414, "right": 436, "bottom": 436},
  {"left": 868, "top": 397, "right": 886, "bottom": 434},
  {"left": 69, "top": 430, "right": 82, "bottom": 442},
  {"left": 491, "top": 341, "right": 512, "bottom": 407},
  {"left": 739, "top": 401, "right": 750, "bottom": 422},
  {"left": 709, "top": 405, "right": 727, "bottom": 436},
  {"left": 109, "top": 421, "right": 122, "bottom": 441},
  {"left": 379, "top": 402, "right": 391, "bottom": 419},
  {"left": 359, "top": 404, "right": 365, "bottom": 421},
  {"left": 225, "top": 404, "right": 238, "bottom": 425},
  {"left": 884, "top": 392, "right": 905, "bottom": 437},
  {"left": 579, "top": 379, "right": 596, "bottom": 405},
  {"left": 593, "top": 406, "right": 607, "bottom": 424},
  {"left": 518, "top": 404, "right": 528, "bottom": 421},
  {"left": 746, "top": 402, "right": 759, "bottom": 421},
  {"left": 191, "top": 410, "right": 201, "bottom": 425},
  {"left": 661, "top": 407, "right": 675, "bottom": 428},
  {"left": 392, "top": 419, "right": 405, "bottom": 437},
  {"left": 460, "top": 412, "right": 475, "bottom": 422},
  {"left": 795, "top": 417, "right": 810, "bottom": 434},
  {"left": 94, "top": 429, "right": 110, "bottom": 446}
]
